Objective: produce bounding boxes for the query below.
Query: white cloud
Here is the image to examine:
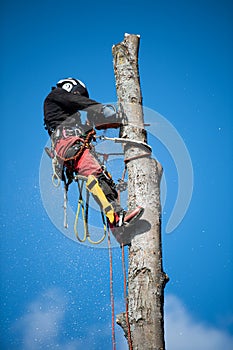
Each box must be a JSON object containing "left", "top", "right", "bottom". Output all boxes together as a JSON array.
[
  {"left": 165, "top": 294, "right": 233, "bottom": 350},
  {"left": 14, "top": 288, "right": 81, "bottom": 350},
  {"left": 15, "top": 288, "right": 126, "bottom": 350},
  {"left": 14, "top": 289, "right": 233, "bottom": 350},
  {"left": 113, "top": 294, "right": 233, "bottom": 350}
]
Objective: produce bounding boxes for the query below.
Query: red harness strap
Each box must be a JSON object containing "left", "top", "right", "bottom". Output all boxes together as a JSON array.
[
  {"left": 54, "top": 129, "right": 96, "bottom": 163},
  {"left": 55, "top": 136, "right": 84, "bottom": 160}
]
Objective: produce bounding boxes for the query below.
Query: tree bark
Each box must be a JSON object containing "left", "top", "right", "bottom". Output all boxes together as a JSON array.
[{"left": 112, "top": 34, "right": 168, "bottom": 350}]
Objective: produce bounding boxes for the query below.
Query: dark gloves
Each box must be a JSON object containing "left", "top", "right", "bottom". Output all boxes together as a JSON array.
[{"left": 95, "top": 105, "right": 123, "bottom": 130}]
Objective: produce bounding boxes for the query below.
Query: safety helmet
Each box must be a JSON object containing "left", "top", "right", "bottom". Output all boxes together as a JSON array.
[{"left": 56, "top": 77, "right": 89, "bottom": 97}]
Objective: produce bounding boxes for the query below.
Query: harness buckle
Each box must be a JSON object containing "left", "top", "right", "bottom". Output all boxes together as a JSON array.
[{"left": 63, "top": 127, "right": 83, "bottom": 137}]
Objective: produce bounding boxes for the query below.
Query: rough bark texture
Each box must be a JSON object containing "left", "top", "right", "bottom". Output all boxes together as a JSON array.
[{"left": 112, "top": 34, "right": 168, "bottom": 350}]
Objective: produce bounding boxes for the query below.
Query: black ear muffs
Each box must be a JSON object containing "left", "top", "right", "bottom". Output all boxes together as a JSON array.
[{"left": 72, "top": 84, "right": 89, "bottom": 98}]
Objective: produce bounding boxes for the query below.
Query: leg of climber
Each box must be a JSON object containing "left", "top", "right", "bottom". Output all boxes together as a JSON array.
[
  {"left": 73, "top": 148, "right": 143, "bottom": 228},
  {"left": 94, "top": 170, "right": 144, "bottom": 229},
  {"left": 73, "top": 148, "right": 103, "bottom": 178}
]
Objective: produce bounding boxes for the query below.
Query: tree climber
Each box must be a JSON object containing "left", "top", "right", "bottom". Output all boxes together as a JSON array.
[{"left": 43, "top": 78, "right": 143, "bottom": 232}]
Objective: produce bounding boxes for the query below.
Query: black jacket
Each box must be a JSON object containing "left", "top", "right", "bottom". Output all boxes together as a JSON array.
[{"left": 43, "top": 87, "right": 104, "bottom": 135}]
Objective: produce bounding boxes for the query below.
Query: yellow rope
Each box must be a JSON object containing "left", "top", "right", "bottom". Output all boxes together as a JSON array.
[
  {"left": 87, "top": 217, "right": 107, "bottom": 245},
  {"left": 74, "top": 177, "right": 107, "bottom": 245},
  {"left": 74, "top": 193, "right": 88, "bottom": 242}
]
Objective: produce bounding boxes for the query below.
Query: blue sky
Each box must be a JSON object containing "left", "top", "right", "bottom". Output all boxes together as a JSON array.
[{"left": 1, "top": 0, "right": 233, "bottom": 349}]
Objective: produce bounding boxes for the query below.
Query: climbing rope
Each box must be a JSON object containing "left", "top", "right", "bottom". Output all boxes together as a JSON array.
[
  {"left": 74, "top": 177, "right": 88, "bottom": 242},
  {"left": 108, "top": 226, "right": 116, "bottom": 350},
  {"left": 51, "top": 157, "right": 61, "bottom": 187},
  {"left": 63, "top": 184, "right": 68, "bottom": 229},
  {"left": 107, "top": 236, "right": 133, "bottom": 350}
]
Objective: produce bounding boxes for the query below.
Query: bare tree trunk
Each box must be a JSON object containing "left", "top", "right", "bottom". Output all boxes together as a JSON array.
[{"left": 112, "top": 34, "right": 168, "bottom": 350}]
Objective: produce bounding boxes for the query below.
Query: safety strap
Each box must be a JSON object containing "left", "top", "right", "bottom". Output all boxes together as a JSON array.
[{"left": 74, "top": 176, "right": 107, "bottom": 245}]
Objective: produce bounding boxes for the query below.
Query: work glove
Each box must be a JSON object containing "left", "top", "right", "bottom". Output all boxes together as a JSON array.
[{"left": 95, "top": 105, "right": 122, "bottom": 130}]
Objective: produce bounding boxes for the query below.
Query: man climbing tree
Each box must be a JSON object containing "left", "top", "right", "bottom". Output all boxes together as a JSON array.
[{"left": 43, "top": 78, "right": 143, "bottom": 235}]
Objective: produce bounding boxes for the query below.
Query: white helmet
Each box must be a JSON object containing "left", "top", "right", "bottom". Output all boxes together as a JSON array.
[{"left": 56, "top": 77, "right": 89, "bottom": 97}]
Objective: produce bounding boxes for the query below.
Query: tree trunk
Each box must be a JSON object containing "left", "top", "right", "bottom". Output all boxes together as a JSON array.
[{"left": 112, "top": 34, "right": 168, "bottom": 350}]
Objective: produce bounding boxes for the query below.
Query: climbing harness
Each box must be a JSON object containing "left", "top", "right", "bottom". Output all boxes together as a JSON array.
[
  {"left": 46, "top": 127, "right": 109, "bottom": 244},
  {"left": 45, "top": 101, "right": 152, "bottom": 247},
  {"left": 55, "top": 129, "right": 96, "bottom": 163},
  {"left": 47, "top": 130, "right": 152, "bottom": 246}
]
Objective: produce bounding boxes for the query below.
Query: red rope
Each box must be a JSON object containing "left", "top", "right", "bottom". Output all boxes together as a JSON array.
[
  {"left": 108, "top": 228, "right": 116, "bottom": 350},
  {"left": 121, "top": 243, "right": 133, "bottom": 350},
  {"left": 118, "top": 162, "right": 133, "bottom": 349}
]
